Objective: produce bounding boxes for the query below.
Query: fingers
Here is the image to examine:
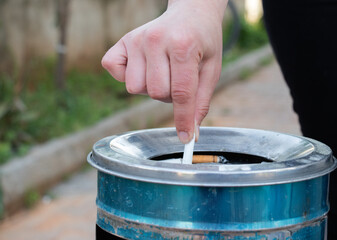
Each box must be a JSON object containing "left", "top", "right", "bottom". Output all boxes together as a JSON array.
[
  {"left": 144, "top": 29, "right": 171, "bottom": 102},
  {"left": 145, "top": 53, "right": 171, "bottom": 102},
  {"left": 102, "top": 35, "right": 147, "bottom": 95},
  {"left": 101, "top": 39, "right": 127, "bottom": 82},
  {"left": 169, "top": 39, "right": 200, "bottom": 144},
  {"left": 125, "top": 47, "right": 147, "bottom": 95},
  {"left": 102, "top": 28, "right": 218, "bottom": 146}
]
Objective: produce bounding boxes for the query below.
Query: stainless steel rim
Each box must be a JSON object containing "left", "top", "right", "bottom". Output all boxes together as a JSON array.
[{"left": 88, "top": 127, "right": 337, "bottom": 187}]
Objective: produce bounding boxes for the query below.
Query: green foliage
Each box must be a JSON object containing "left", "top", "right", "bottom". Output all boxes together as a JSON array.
[
  {"left": 0, "top": 59, "right": 146, "bottom": 165},
  {"left": 239, "top": 68, "right": 254, "bottom": 81},
  {"left": 222, "top": 16, "right": 269, "bottom": 66},
  {"left": 24, "top": 189, "right": 40, "bottom": 208},
  {"left": 259, "top": 56, "right": 274, "bottom": 66},
  {"left": 222, "top": 17, "right": 237, "bottom": 48},
  {"left": 237, "top": 17, "right": 269, "bottom": 51},
  {"left": 80, "top": 162, "right": 92, "bottom": 172},
  {"left": 0, "top": 74, "right": 37, "bottom": 164},
  {"left": 0, "top": 143, "right": 11, "bottom": 164}
]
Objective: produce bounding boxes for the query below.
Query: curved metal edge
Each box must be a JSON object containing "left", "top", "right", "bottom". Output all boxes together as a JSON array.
[
  {"left": 97, "top": 208, "right": 328, "bottom": 239},
  {"left": 87, "top": 152, "right": 337, "bottom": 187},
  {"left": 87, "top": 127, "right": 337, "bottom": 187}
]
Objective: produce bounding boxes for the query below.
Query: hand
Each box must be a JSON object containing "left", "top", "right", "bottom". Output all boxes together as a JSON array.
[{"left": 102, "top": 0, "right": 227, "bottom": 143}]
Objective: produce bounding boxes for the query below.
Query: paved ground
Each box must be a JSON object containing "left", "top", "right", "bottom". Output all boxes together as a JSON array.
[
  {"left": 202, "top": 61, "right": 301, "bottom": 135},
  {"left": 0, "top": 61, "right": 301, "bottom": 240}
]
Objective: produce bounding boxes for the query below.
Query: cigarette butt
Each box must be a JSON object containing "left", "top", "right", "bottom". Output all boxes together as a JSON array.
[
  {"left": 159, "top": 155, "right": 227, "bottom": 164},
  {"left": 192, "top": 155, "right": 219, "bottom": 163}
]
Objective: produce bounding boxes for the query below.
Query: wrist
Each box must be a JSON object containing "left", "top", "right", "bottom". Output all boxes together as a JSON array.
[{"left": 168, "top": 0, "right": 227, "bottom": 21}]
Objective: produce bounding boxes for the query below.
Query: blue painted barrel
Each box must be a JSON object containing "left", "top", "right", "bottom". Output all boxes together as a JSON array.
[{"left": 88, "top": 127, "right": 336, "bottom": 240}]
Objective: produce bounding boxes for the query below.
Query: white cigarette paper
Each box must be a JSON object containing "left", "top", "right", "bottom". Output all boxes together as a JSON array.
[{"left": 182, "top": 133, "right": 195, "bottom": 164}]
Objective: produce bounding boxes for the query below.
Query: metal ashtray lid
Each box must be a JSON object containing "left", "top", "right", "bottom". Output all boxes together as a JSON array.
[{"left": 88, "top": 127, "right": 337, "bottom": 186}]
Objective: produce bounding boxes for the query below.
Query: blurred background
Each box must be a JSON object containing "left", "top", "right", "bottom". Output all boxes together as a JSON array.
[
  {"left": 0, "top": 0, "right": 267, "bottom": 165},
  {"left": 0, "top": 0, "right": 293, "bottom": 239},
  {"left": 0, "top": 0, "right": 168, "bottom": 164}
]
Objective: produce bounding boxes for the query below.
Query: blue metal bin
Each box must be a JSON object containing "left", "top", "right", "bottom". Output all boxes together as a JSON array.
[{"left": 88, "top": 127, "right": 336, "bottom": 240}]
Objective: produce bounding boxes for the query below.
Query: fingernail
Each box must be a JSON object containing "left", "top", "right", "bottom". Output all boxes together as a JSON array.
[{"left": 178, "top": 131, "right": 191, "bottom": 144}]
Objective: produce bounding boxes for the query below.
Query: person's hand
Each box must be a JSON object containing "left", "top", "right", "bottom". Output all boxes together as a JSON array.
[{"left": 102, "top": 0, "right": 227, "bottom": 143}]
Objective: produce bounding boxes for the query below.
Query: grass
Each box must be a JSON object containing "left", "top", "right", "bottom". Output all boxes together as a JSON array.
[
  {"left": 222, "top": 17, "right": 269, "bottom": 67},
  {"left": 259, "top": 56, "right": 275, "bottom": 66},
  {"left": 24, "top": 189, "right": 40, "bottom": 208},
  {"left": 239, "top": 68, "right": 254, "bottom": 81},
  {"left": 0, "top": 64, "right": 147, "bottom": 165}
]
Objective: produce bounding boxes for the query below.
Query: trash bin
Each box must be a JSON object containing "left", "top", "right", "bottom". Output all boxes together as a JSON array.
[{"left": 88, "top": 127, "right": 336, "bottom": 240}]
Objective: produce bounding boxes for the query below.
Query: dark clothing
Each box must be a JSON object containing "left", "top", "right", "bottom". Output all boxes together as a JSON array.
[{"left": 262, "top": 0, "right": 337, "bottom": 238}]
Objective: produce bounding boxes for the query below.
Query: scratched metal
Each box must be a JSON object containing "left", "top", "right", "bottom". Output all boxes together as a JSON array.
[
  {"left": 96, "top": 173, "right": 328, "bottom": 239},
  {"left": 88, "top": 127, "right": 336, "bottom": 239}
]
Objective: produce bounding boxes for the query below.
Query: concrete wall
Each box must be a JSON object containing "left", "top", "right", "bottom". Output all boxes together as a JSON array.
[{"left": 0, "top": 0, "right": 167, "bottom": 71}]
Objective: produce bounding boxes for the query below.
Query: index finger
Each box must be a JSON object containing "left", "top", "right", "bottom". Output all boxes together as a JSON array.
[{"left": 169, "top": 41, "right": 200, "bottom": 144}]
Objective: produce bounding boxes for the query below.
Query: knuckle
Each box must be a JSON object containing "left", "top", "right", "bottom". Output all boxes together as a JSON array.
[
  {"left": 171, "top": 34, "right": 194, "bottom": 50},
  {"left": 175, "top": 118, "right": 192, "bottom": 133},
  {"left": 170, "top": 35, "right": 196, "bottom": 62},
  {"left": 130, "top": 34, "right": 143, "bottom": 48},
  {"left": 101, "top": 55, "right": 113, "bottom": 70},
  {"left": 101, "top": 56, "right": 124, "bottom": 81},
  {"left": 124, "top": 31, "right": 143, "bottom": 49},
  {"left": 126, "top": 82, "right": 142, "bottom": 94},
  {"left": 145, "top": 28, "right": 164, "bottom": 46},
  {"left": 126, "top": 86, "right": 136, "bottom": 94},
  {"left": 171, "top": 87, "right": 192, "bottom": 105},
  {"left": 148, "top": 87, "right": 169, "bottom": 101},
  {"left": 197, "top": 105, "right": 210, "bottom": 120}
]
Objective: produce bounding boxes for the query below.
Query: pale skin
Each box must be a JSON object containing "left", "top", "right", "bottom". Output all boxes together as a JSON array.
[{"left": 102, "top": 0, "right": 227, "bottom": 143}]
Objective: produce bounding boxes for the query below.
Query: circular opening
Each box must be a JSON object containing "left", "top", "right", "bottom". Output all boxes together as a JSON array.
[
  {"left": 108, "top": 127, "right": 316, "bottom": 165},
  {"left": 90, "top": 128, "right": 335, "bottom": 186},
  {"left": 150, "top": 151, "right": 273, "bottom": 164}
]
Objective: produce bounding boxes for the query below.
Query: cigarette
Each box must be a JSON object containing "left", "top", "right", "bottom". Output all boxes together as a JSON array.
[
  {"left": 182, "top": 134, "right": 195, "bottom": 164},
  {"left": 160, "top": 155, "right": 227, "bottom": 164},
  {"left": 192, "top": 155, "right": 219, "bottom": 163}
]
